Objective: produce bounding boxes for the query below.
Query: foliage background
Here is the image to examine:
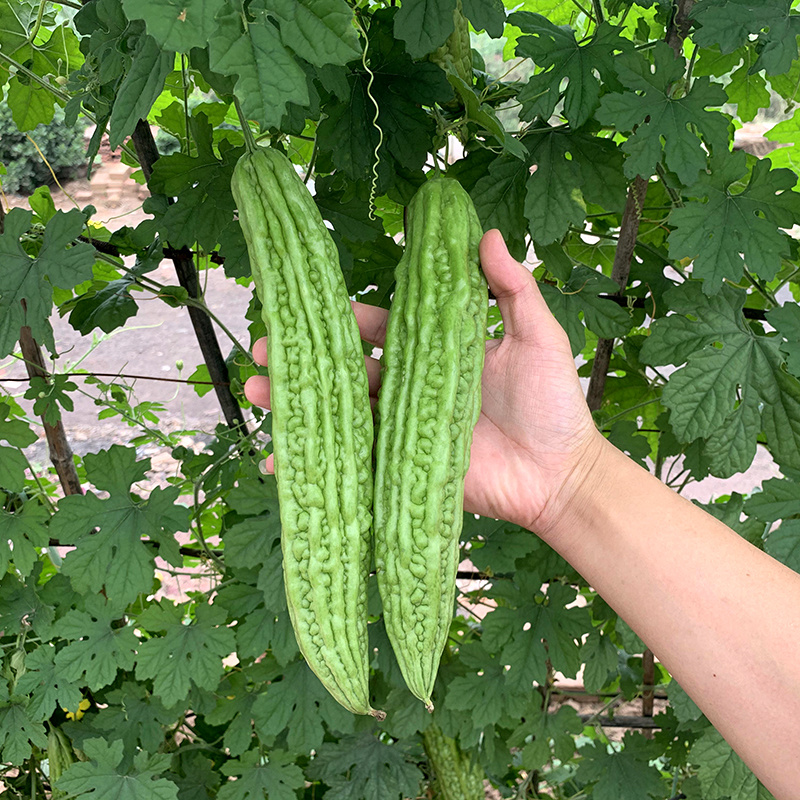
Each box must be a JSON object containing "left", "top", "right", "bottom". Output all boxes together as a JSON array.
[{"left": 2, "top": 0, "right": 800, "bottom": 798}]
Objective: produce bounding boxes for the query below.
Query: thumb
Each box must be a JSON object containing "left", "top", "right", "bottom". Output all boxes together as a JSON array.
[{"left": 479, "top": 229, "right": 555, "bottom": 342}]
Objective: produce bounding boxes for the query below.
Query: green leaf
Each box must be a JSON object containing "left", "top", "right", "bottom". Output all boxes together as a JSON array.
[
  {"left": 6, "top": 75, "right": 56, "bottom": 131},
  {"left": 135, "top": 602, "right": 236, "bottom": 707},
  {"left": 147, "top": 115, "right": 241, "bottom": 251},
  {"left": 208, "top": 1, "right": 309, "bottom": 130},
  {"left": 744, "top": 477, "right": 800, "bottom": 521},
  {"left": 52, "top": 446, "right": 188, "bottom": 604},
  {"left": 393, "top": 0, "right": 456, "bottom": 58},
  {"left": 509, "top": 703, "right": 583, "bottom": 770},
  {"left": 668, "top": 154, "right": 800, "bottom": 292},
  {"left": 0, "top": 208, "right": 95, "bottom": 358},
  {"left": 540, "top": 268, "right": 632, "bottom": 355},
  {"left": 510, "top": 13, "right": 629, "bottom": 128},
  {"left": 765, "top": 518, "right": 800, "bottom": 572},
  {"left": 264, "top": 0, "right": 360, "bottom": 66},
  {"left": 725, "top": 61, "right": 770, "bottom": 123},
  {"left": 483, "top": 581, "right": 589, "bottom": 688},
  {"left": 0, "top": 499, "right": 50, "bottom": 577},
  {"left": 596, "top": 42, "right": 729, "bottom": 184},
  {"left": 577, "top": 732, "right": 667, "bottom": 800},
  {"left": 56, "top": 738, "right": 178, "bottom": 799},
  {"left": 460, "top": 515, "right": 540, "bottom": 574},
  {"left": 54, "top": 596, "right": 138, "bottom": 691},
  {"left": 641, "top": 282, "right": 800, "bottom": 472},
  {"left": 251, "top": 660, "right": 354, "bottom": 752},
  {"left": 15, "top": 646, "right": 84, "bottom": 721},
  {"left": 461, "top": 0, "right": 504, "bottom": 37},
  {"left": 446, "top": 644, "right": 535, "bottom": 729},
  {"left": 0, "top": 683, "right": 48, "bottom": 765},
  {"left": 766, "top": 302, "right": 800, "bottom": 376},
  {"left": 218, "top": 749, "right": 306, "bottom": 800},
  {"left": 690, "top": 726, "right": 775, "bottom": 799},
  {"left": 308, "top": 733, "right": 424, "bottom": 800},
  {"left": 121, "top": 0, "right": 226, "bottom": 52},
  {"left": 109, "top": 34, "right": 175, "bottom": 148},
  {"left": 607, "top": 420, "right": 651, "bottom": 467},
  {"left": 524, "top": 130, "right": 586, "bottom": 245},
  {"left": 0, "top": 1, "right": 30, "bottom": 58},
  {"left": 24, "top": 374, "right": 76, "bottom": 426},
  {"left": 67, "top": 277, "right": 140, "bottom": 334},
  {"left": 691, "top": 0, "right": 800, "bottom": 76},
  {"left": 470, "top": 155, "right": 529, "bottom": 261},
  {"left": 666, "top": 680, "right": 704, "bottom": 725},
  {"left": 581, "top": 630, "right": 620, "bottom": 693},
  {"left": 0, "top": 403, "right": 37, "bottom": 449},
  {"left": 92, "top": 682, "right": 176, "bottom": 755}
]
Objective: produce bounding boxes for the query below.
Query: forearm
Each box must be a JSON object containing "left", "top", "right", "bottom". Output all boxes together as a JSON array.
[{"left": 542, "top": 436, "right": 800, "bottom": 799}]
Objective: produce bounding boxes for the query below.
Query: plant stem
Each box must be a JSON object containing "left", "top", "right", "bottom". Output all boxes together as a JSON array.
[
  {"left": 26, "top": 0, "right": 48, "bottom": 45},
  {"left": 744, "top": 267, "right": 778, "bottom": 307},
  {"left": 233, "top": 96, "right": 257, "bottom": 153}
]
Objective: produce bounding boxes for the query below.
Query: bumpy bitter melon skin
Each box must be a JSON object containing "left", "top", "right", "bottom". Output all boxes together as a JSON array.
[
  {"left": 423, "top": 723, "right": 485, "bottom": 800},
  {"left": 430, "top": 0, "right": 472, "bottom": 85},
  {"left": 374, "top": 176, "right": 488, "bottom": 707},
  {"left": 231, "top": 147, "right": 376, "bottom": 716}
]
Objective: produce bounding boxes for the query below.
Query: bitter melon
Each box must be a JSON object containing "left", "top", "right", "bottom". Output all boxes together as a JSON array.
[
  {"left": 374, "top": 176, "right": 487, "bottom": 708},
  {"left": 232, "top": 146, "right": 377, "bottom": 717},
  {"left": 423, "top": 722, "right": 485, "bottom": 800}
]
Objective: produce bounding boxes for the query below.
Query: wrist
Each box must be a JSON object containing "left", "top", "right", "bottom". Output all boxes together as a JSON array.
[{"left": 529, "top": 430, "right": 616, "bottom": 548}]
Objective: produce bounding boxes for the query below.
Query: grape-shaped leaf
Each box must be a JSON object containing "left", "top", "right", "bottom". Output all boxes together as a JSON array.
[
  {"left": 596, "top": 42, "right": 729, "bottom": 185},
  {"left": 16, "top": 646, "right": 84, "bottom": 721},
  {"left": 263, "top": 0, "right": 360, "bottom": 67},
  {"left": 54, "top": 596, "right": 138, "bottom": 691},
  {"left": 24, "top": 375, "right": 76, "bottom": 426},
  {"left": 208, "top": 1, "right": 308, "bottom": 131},
  {"left": 691, "top": 0, "right": 800, "bottom": 76},
  {"left": 577, "top": 733, "right": 667, "bottom": 800},
  {"left": 0, "top": 680, "right": 48, "bottom": 765},
  {"left": 252, "top": 660, "right": 354, "bottom": 752},
  {"left": 121, "top": 0, "right": 226, "bottom": 52},
  {"left": 510, "top": 12, "right": 629, "bottom": 128},
  {"left": 393, "top": 0, "right": 456, "bottom": 58},
  {"left": 56, "top": 738, "right": 178, "bottom": 800},
  {"left": 218, "top": 750, "right": 305, "bottom": 800},
  {"left": 308, "top": 733, "right": 424, "bottom": 800},
  {"left": 0, "top": 499, "right": 49, "bottom": 576},
  {"left": 51, "top": 446, "right": 186, "bottom": 603},
  {"left": 0, "top": 208, "right": 95, "bottom": 358},
  {"left": 690, "top": 727, "right": 775, "bottom": 799},
  {"left": 641, "top": 282, "right": 800, "bottom": 475},
  {"left": 668, "top": 153, "right": 800, "bottom": 292},
  {"left": 509, "top": 703, "right": 583, "bottom": 770},
  {"left": 108, "top": 33, "right": 175, "bottom": 148},
  {"left": 135, "top": 602, "right": 236, "bottom": 707}
]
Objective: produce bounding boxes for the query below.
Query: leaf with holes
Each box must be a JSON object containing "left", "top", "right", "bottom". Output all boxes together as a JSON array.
[
  {"left": 56, "top": 737, "right": 178, "bottom": 800},
  {"left": 668, "top": 153, "right": 800, "bottom": 292},
  {"left": 135, "top": 601, "right": 236, "bottom": 708},
  {"left": 54, "top": 596, "right": 138, "bottom": 691},
  {"left": 596, "top": 42, "right": 729, "bottom": 184},
  {"left": 511, "top": 13, "right": 629, "bottom": 128}
]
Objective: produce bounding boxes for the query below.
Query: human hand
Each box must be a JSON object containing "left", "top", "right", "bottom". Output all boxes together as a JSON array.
[{"left": 243, "top": 229, "right": 603, "bottom": 539}]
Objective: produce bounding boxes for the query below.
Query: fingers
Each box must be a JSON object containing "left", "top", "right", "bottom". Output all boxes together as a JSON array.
[
  {"left": 479, "top": 229, "right": 556, "bottom": 343},
  {"left": 243, "top": 350, "right": 382, "bottom": 410},
  {"left": 252, "top": 336, "right": 268, "bottom": 366},
  {"left": 244, "top": 374, "right": 270, "bottom": 408},
  {"left": 352, "top": 301, "right": 389, "bottom": 347}
]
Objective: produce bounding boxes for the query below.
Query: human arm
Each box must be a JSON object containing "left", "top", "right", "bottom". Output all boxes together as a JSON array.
[{"left": 244, "top": 229, "right": 800, "bottom": 799}]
